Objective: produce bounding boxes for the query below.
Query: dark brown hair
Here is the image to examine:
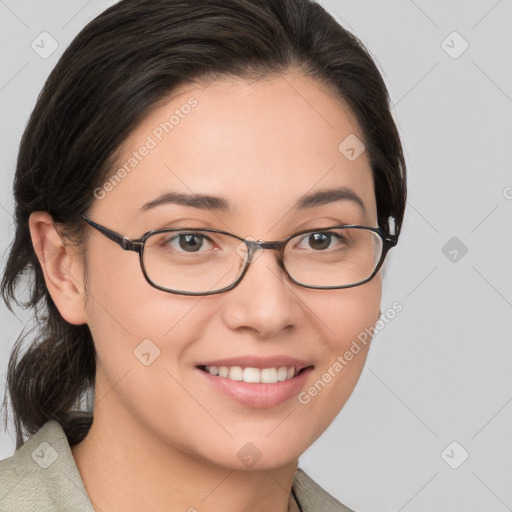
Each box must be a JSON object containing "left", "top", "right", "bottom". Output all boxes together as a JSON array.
[{"left": 1, "top": 0, "right": 406, "bottom": 449}]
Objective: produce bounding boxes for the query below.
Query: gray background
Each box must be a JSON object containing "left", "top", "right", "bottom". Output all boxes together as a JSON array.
[{"left": 1, "top": 1, "right": 511, "bottom": 511}]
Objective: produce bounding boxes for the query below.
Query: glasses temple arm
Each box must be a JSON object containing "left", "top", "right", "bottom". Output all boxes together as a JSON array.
[{"left": 80, "top": 215, "right": 142, "bottom": 252}]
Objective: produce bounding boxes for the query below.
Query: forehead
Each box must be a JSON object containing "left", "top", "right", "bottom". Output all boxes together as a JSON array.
[{"left": 91, "top": 71, "right": 377, "bottom": 230}]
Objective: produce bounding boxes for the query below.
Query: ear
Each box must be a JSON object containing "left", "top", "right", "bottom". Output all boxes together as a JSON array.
[{"left": 29, "top": 211, "right": 87, "bottom": 325}]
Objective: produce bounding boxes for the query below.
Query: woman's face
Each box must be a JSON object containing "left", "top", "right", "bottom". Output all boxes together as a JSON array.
[{"left": 82, "top": 70, "right": 381, "bottom": 469}]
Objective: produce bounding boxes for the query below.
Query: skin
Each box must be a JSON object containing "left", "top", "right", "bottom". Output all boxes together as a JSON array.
[{"left": 29, "top": 70, "right": 382, "bottom": 512}]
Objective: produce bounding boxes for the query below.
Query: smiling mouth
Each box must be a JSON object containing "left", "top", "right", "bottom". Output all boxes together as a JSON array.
[{"left": 197, "top": 365, "right": 313, "bottom": 384}]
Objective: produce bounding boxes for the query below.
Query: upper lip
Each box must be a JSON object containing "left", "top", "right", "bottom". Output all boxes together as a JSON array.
[{"left": 196, "top": 355, "right": 313, "bottom": 371}]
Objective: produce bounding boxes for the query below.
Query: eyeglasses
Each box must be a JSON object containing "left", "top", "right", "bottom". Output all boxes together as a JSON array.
[{"left": 80, "top": 215, "right": 398, "bottom": 296}]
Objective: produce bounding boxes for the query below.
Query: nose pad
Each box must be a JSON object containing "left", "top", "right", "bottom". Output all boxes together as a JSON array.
[{"left": 235, "top": 237, "right": 264, "bottom": 264}]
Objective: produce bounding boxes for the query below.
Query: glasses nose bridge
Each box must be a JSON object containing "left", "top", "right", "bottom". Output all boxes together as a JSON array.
[{"left": 244, "top": 239, "right": 285, "bottom": 264}]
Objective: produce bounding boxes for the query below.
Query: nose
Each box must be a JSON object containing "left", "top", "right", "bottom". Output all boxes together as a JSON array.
[{"left": 221, "top": 249, "right": 298, "bottom": 338}]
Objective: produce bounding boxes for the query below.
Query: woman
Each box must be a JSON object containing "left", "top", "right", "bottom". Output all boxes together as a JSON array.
[{"left": 0, "top": 0, "right": 406, "bottom": 510}]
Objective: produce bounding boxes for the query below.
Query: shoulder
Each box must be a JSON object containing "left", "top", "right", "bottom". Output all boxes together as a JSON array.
[
  {"left": 0, "top": 420, "right": 94, "bottom": 512},
  {"left": 292, "top": 467, "right": 356, "bottom": 512}
]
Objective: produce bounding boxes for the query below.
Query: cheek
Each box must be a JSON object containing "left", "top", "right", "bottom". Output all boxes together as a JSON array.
[
  {"left": 295, "top": 276, "right": 381, "bottom": 440},
  {"left": 85, "top": 242, "right": 189, "bottom": 335},
  {"left": 84, "top": 255, "right": 218, "bottom": 441},
  {"left": 306, "top": 273, "right": 382, "bottom": 348},
  {"left": 84, "top": 245, "right": 213, "bottom": 377}
]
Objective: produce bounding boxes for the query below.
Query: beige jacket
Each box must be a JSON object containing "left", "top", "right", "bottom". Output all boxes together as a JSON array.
[{"left": 0, "top": 420, "right": 355, "bottom": 511}]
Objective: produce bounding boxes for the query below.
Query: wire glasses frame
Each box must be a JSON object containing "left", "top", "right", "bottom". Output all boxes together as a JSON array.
[{"left": 80, "top": 214, "right": 398, "bottom": 296}]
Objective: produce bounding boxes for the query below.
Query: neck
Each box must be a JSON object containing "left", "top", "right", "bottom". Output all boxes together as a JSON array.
[{"left": 71, "top": 397, "right": 299, "bottom": 512}]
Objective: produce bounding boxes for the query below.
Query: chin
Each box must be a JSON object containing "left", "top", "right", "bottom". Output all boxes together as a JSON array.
[{"left": 196, "top": 433, "right": 307, "bottom": 472}]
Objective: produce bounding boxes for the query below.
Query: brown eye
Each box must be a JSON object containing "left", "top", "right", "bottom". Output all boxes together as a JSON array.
[
  {"left": 295, "top": 232, "right": 344, "bottom": 251},
  {"left": 178, "top": 233, "right": 205, "bottom": 252},
  {"left": 307, "top": 233, "right": 331, "bottom": 251},
  {"left": 161, "top": 232, "right": 215, "bottom": 253}
]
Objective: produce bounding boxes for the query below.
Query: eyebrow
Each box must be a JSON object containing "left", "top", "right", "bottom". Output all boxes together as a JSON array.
[
  {"left": 139, "top": 192, "right": 231, "bottom": 213},
  {"left": 295, "top": 187, "right": 366, "bottom": 214},
  {"left": 139, "top": 186, "right": 365, "bottom": 215}
]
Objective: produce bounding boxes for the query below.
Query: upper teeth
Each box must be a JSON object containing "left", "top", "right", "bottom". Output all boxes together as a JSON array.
[{"left": 204, "top": 365, "right": 296, "bottom": 383}]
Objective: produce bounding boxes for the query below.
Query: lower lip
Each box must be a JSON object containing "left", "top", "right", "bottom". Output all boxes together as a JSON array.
[{"left": 197, "top": 367, "right": 314, "bottom": 409}]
